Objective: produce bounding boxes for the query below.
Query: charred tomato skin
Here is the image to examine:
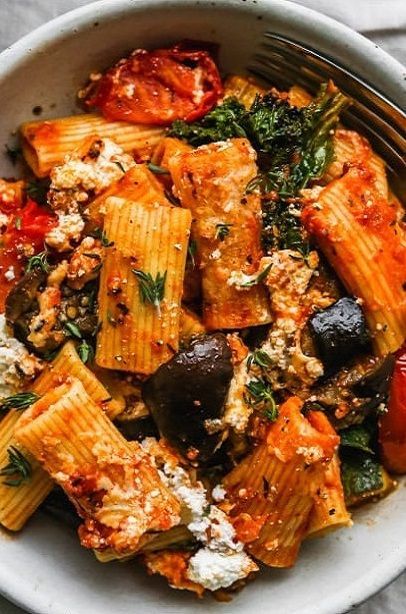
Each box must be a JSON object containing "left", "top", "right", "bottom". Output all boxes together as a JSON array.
[{"left": 142, "top": 333, "right": 233, "bottom": 463}]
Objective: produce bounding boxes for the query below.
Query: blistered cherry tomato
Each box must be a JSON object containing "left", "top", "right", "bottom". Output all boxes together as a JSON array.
[
  {"left": 379, "top": 344, "right": 406, "bottom": 473},
  {"left": 85, "top": 43, "right": 223, "bottom": 125}
]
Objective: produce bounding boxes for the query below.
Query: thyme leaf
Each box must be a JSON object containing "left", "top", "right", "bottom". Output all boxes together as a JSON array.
[
  {"left": 64, "top": 321, "right": 82, "bottom": 339},
  {"left": 240, "top": 263, "right": 272, "bottom": 288},
  {"left": 132, "top": 269, "right": 167, "bottom": 314},
  {"left": 245, "top": 377, "right": 278, "bottom": 422},
  {"left": 0, "top": 446, "right": 32, "bottom": 487},
  {"left": 77, "top": 340, "right": 94, "bottom": 364},
  {"left": 215, "top": 223, "right": 233, "bottom": 241},
  {"left": 26, "top": 250, "right": 50, "bottom": 273},
  {"left": 0, "top": 392, "right": 40, "bottom": 414}
]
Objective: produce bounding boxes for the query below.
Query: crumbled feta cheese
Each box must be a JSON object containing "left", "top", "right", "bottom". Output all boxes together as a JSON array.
[
  {"left": 209, "top": 249, "right": 221, "bottom": 261},
  {"left": 0, "top": 314, "right": 42, "bottom": 398},
  {"left": 4, "top": 266, "right": 15, "bottom": 281},
  {"left": 45, "top": 213, "right": 85, "bottom": 252},
  {"left": 211, "top": 484, "right": 227, "bottom": 503},
  {"left": 159, "top": 459, "right": 257, "bottom": 590},
  {"left": 49, "top": 138, "right": 135, "bottom": 213},
  {"left": 187, "top": 549, "right": 257, "bottom": 591}
]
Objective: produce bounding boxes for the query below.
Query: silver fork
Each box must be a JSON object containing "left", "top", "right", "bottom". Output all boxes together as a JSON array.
[{"left": 249, "top": 33, "right": 406, "bottom": 197}]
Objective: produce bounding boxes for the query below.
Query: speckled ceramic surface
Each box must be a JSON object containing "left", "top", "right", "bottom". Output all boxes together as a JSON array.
[{"left": 0, "top": 1, "right": 405, "bottom": 613}]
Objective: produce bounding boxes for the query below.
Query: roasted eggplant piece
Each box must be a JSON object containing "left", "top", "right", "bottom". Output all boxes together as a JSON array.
[
  {"left": 5, "top": 269, "right": 45, "bottom": 345},
  {"left": 309, "top": 297, "right": 370, "bottom": 373},
  {"left": 116, "top": 415, "right": 159, "bottom": 442},
  {"left": 307, "top": 354, "right": 395, "bottom": 429},
  {"left": 142, "top": 333, "right": 233, "bottom": 462}
]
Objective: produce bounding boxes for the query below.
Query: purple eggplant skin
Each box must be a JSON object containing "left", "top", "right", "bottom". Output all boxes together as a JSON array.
[
  {"left": 142, "top": 333, "right": 233, "bottom": 463},
  {"left": 309, "top": 297, "right": 371, "bottom": 373}
]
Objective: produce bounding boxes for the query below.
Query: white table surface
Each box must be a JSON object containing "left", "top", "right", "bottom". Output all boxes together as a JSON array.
[{"left": 0, "top": 1, "right": 405, "bottom": 612}]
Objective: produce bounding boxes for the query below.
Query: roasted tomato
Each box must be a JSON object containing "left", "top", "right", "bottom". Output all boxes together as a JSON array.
[
  {"left": 84, "top": 43, "right": 223, "bottom": 125},
  {"left": 379, "top": 344, "right": 406, "bottom": 473},
  {"left": 0, "top": 197, "right": 56, "bottom": 310}
]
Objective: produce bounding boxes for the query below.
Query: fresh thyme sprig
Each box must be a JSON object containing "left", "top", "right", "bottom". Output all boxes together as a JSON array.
[
  {"left": 187, "top": 240, "right": 197, "bottom": 268},
  {"left": 26, "top": 250, "right": 50, "bottom": 273},
  {"left": 215, "top": 223, "right": 233, "bottom": 241},
  {"left": 0, "top": 446, "right": 32, "bottom": 487},
  {"left": 247, "top": 349, "right": 273, "bottom": 371},
  {"left": 245, "top": 377, "right": 278, "bottom": 422},
  {"left": 240, "top": 263, "right": 272, "bottom": 288},
  {"left": 132, "top": 269, "right": 167, "bottom": 315},
  {"left": 0, "top": 392, "right": 40, "bottom": 415}
]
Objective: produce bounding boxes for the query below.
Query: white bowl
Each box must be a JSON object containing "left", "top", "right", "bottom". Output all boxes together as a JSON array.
[{"left": 0, "top": 1, "right": 405, "bottom": 613}]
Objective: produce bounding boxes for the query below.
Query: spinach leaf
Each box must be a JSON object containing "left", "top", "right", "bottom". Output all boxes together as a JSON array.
[
  {"left": 170, "top": 98, "right": 246, "bottom": 146},
  {"left": 340, "top": 423, "right": 375, "bottom": 454},
  {"left": 340, "top": 451, "right": 384, "bottom": 501}
]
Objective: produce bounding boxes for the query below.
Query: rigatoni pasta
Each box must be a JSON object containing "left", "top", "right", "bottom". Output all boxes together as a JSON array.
[
  {"left": 0, "top": 409, "right": 53, "bottom": 531},
  {"left": 96, "top": 196, "right": 192, "bottom": 374},
  {"left": 21, "top": 114, "right": 164, "bottom": 177},
  {"left": 15, "top": 378, "right": 181, "bottom": 556},
  {"left": 168, "top": 138, "right": 272, "bottom": 330},
  {"left": 302, "top": 165, "right": 406, "bottom": 355}
]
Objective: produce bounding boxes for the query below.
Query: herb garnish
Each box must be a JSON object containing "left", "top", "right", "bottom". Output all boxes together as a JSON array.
[
  {"left": 26, "top": 250, "right": 50, "bottom": 273},
  {"left": 245, "top": 377, "right": 278, "bottom": 421},
  {"left": 90, "top": 227, "right": 114, "bottom": 247},
  {"left": 147, "top": 162, "right": 170, "bottom": 175},
  {"left": 14, "top": 217, "right": 22, "bottom": 230},
  {"left": 0, "top": 392, "right": 40, "bottom": 415},
  {"left": 0, "top": 446, "right": 32, "bottom": 487},
  {"left": 240, "top": 263, "right": 272, "bottom": 288},
  {"left": 187, "top": 240, "right": 197, "bottom": 268},
  {"left": 26, "top": 179, "right": 50, "bottom": 206},
  {"left": 215, "top": 223, "right": 232, "bottom": 241},
  {"left": 64, "top": 321, "right": 82, "bottom": 339},
  {"left": 247, "top": 349, "right": 273, "bottom": 371},
  {"left": 132, "top": 269, "right": 167, "bottom": 314},
  {"left": 77, "top": 340, "right": 95, "bottom": 364}
]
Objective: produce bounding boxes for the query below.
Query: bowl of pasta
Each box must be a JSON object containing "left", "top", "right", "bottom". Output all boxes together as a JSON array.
[{"left": 0, "top": 0, "right": 405, "bottom": 613}]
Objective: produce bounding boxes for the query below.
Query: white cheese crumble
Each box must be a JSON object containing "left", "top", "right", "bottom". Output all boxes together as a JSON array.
[
  {"left": 187, "top": 549, "right": 256, "bottom": 592},
  {"left": 49, "top": 138, "right": 135, "bottom": 213},
  {"left": 45, "top": 213, "right": 85, "bottom": 252},
  {"left": 0, "top": 314, "right": 42, "bottom": 398},
  {"left": 211, "top": 484, "right": 227, "bottom": 502},
  {"left": 0, "top": 213, "right": 9, "bottom": 229},
  {"left": 158, "top": 460, "right": 257, "bottom": 590},
  {"left": 4, "top": 266, "right": 15, "bottom": 281}
]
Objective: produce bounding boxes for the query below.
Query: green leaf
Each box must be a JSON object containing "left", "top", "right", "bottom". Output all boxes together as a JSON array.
[
  {"left": 340, "top": 452, "right": 384, "bottom": 501},
  {"left": 132, "top": 269, "right": 167, "bottom": 314},
  {"left": 147, "top": 163, "right": 170, "bottom": 175},
  {"left": 0, "top": 446, "right": 32, "bottom": 487},
  {"left": 245, "top": 377, "right": 278, "bottom": 422},
  {"left": 77, "top": 341, "right": 94, "bottom": 364},
  {"left": 64, "top": 321, "right": 82, "bottom": 339},
  {"left": 170, "top": 97, "right": 246, "bottom": 146},
  {"left": 187, "top": 240, "right": 197, "bottom": 268},
  {"left": 340, "top": 424, "right": 375, "bottom": 454},
  {"left": 215, "top": 223, "right": 232, "bottom": 241},
  {"left": 0, "top": 392, "right": 40, "bottom": 414},
  {"left": 25, "top": 250, "right": 50, "bottom": 273},
  {"left": 247, "top": 349, "right": 273, "bottom": 371},
  {"left": 240, "top": 263, "right": 272, "bottom": 288}
]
